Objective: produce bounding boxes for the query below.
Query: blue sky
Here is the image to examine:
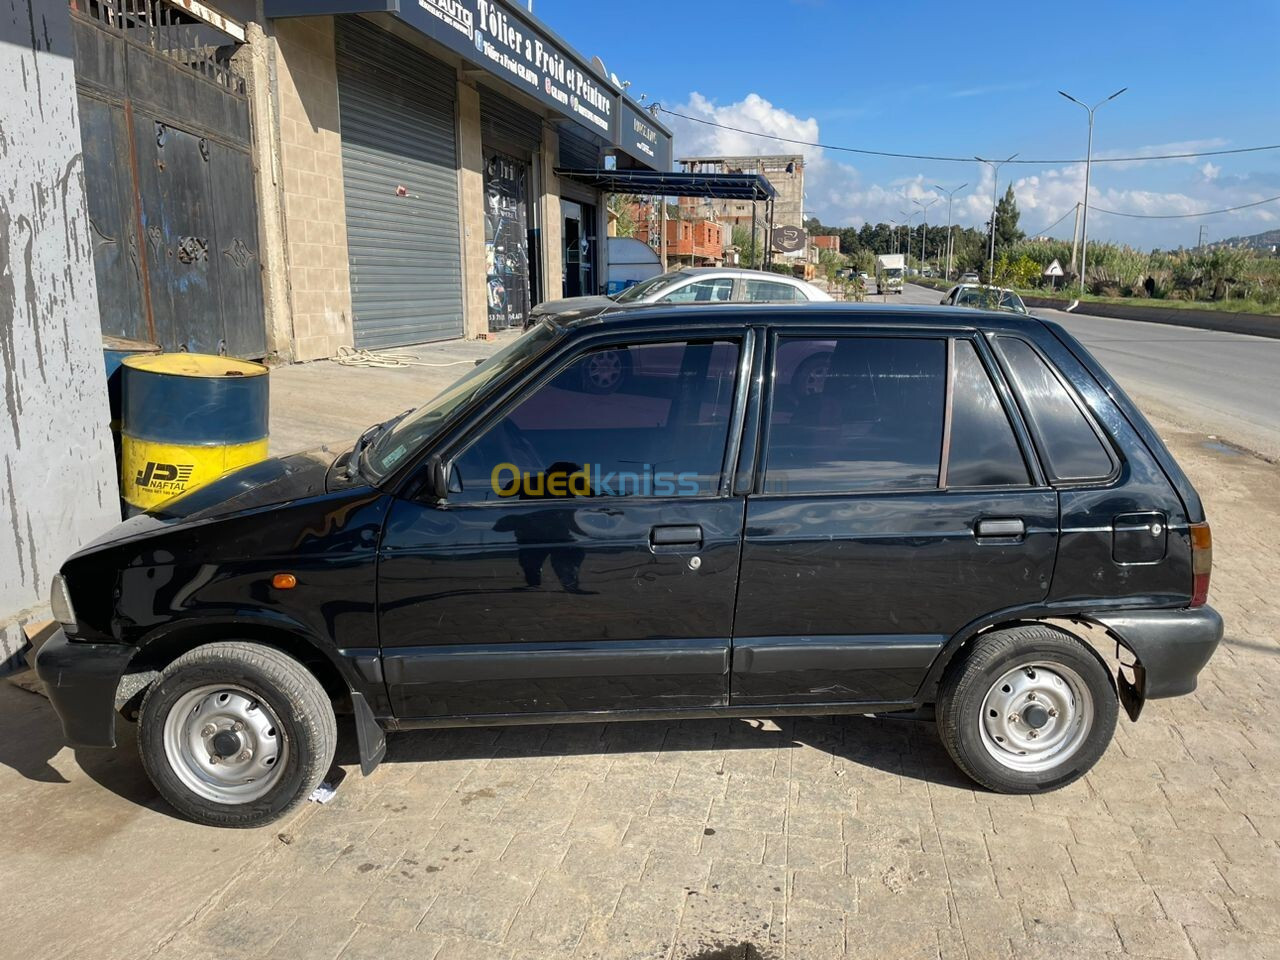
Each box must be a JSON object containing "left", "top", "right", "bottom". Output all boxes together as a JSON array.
[{"left": 535, "top": 0, "right": 1280, "bottom": 248}]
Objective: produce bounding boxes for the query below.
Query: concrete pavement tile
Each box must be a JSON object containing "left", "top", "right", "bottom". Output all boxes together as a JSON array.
[
  {"left": 1021, "top": 905, "right": 1122, "bottom": 953},
  {"left": 844, "top": 917, "right": 939, "bottom": 960},
  {"left": 790, "top": 869, "right": 856, "bottom": 913},
  {"left": 698, "top": 826, "right": 767, "bottom": 865},
  {"left": 1185, "top": 925, "right": 1280, "bottom": 960},
  {"left": 1115, "top": 917, "right": 1197, "bottom": 959},
  {"left": 1154, "top": 888, "right": 1234, "bottom": 929},
  {"left": 1229, "top": 897, "right": 1280, "bottom": 937}
]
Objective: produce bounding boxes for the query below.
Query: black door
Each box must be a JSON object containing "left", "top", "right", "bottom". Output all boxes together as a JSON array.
[
  {"left": 378, "top": 336, "right": 750, "bottom": 719},
  {"left": 731, "top": 333, "right": 1058, "bottom": 706}
]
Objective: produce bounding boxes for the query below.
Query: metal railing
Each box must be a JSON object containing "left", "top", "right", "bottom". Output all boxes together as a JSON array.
[{"left": 70, "top": 0, "right": 245, "bottom": 94}]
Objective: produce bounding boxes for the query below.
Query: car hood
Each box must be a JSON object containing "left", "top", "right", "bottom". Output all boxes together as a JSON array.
[
  {"left": 531, "top": 295, "right": 617, "bottom": 316},
  {"left": 77, "top": 448, "right": 353, "bottom": 552}
]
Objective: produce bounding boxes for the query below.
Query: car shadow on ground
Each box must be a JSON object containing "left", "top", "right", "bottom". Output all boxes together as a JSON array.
[
  {"left": 0, "top": 683, "right": 974, "bottom": 821},
  {"left": 360, "top": 712, "right": 973, "bottom": 791}
]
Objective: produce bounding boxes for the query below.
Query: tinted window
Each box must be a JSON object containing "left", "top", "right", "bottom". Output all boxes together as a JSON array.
[
  {"left": 743, "top": 280, "right": 802, "bottom": 303},
  {"left": 947, "top": 340, "right": 1030, "bottom": 487},
  {"left": 997, "top": 337, "right": 1113, "bottom": 481},
  {"left": 660, "top": 278, "right": 733, "bottom": 303},
  {"left": 452, "top": 340, "right": 740, "bottom": 502},
  {"left": 766, "top": 337, "right": 946, "bottom": 494}
]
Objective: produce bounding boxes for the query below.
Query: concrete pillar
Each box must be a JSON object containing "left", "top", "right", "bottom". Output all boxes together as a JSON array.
[
  {"left": 1, "top": 0, "right": 120, "bottom": 667},
  {"left": 456, "top": 79, "right": 488, "bottom": 339},
  {"left": 539, "top": 123, "right": 563, "bottom": 304},
  {"left": 271, "top": 17, "right": 354, "bottom": 361},
  {"left": 237, "top": 21, "right": 294, "bottom": 363}
]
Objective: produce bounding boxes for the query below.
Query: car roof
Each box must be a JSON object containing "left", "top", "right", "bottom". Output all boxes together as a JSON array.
[
  {"left": 558, "top": 301, "right": 1045, "bottom": 335},
  {"left": 674, "top": 267, "right": 812, "bottom": 282}
]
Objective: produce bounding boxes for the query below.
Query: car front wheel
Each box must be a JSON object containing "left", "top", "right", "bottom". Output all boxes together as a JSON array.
[
  {"left": 138, "top": 642, "right": 336, "bottom": 827},
  {"left": 937, "top": 624, "right": 1118, "bottom": 793}
]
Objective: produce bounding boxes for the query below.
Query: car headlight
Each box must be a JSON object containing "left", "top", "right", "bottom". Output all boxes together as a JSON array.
[{"left": 50, "top": 574, "right": 77, "bottom": 630}]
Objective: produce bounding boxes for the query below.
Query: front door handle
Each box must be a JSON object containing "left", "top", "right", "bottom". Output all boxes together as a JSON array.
[
  {"left": 650, "top": 525, "right": 703, "bottom": 548},
  {"left": 975, "top": 518, "right": 1025, "bottom": 539}
]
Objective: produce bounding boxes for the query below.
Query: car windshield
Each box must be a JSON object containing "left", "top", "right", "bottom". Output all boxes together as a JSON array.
[
  {"left": 362, "top": 323, "right": 560, "bottom": 480},
  {"left": 611, "top": 272, "right": 686, "bottom": 303}
]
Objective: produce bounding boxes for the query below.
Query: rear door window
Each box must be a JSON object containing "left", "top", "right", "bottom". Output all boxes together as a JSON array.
[
  {"left": 996, "top": 336, "right": 1114, "bottom": 482},
  {"left": 742, "top": 280, "right": 802, "bottom": 303},
  {"left": 765, "top": 337, "right": 946, "bottom": 494},
  {"left": 946, "top": 340, "right": 1030, "bottom": 487}
]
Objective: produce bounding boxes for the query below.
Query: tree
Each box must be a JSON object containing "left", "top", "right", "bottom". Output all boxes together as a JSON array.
[
  {"left": 606, "top": 194, "right": 637, "bottom": 238},
  {"left": 994, "top": 185, "right": 1024, "bottom": 250}
]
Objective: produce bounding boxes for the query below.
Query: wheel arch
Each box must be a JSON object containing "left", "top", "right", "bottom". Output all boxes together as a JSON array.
[{"left": 920, "top": 611, "right": 1130, "bottom": 707}]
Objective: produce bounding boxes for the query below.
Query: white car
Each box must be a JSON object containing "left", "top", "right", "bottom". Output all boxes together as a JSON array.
[
  {"left": 941, "top": 284, "right": 1029, "bottom": 315},
  {"left": 526, "top": 267, "right": 831, "bottom": 328}
]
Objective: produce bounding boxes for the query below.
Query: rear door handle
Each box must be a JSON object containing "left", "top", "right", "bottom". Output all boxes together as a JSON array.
[
  {"left": 650, "top": 525, "right": 703, "bottom": 548},
  {"left": 975, "top": 518, "right": 1025, "bottom": 539}
]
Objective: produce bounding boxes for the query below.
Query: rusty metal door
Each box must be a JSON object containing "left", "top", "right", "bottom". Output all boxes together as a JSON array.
[{"left": 72, "top": 4, "right": 265, "bottom": 358}]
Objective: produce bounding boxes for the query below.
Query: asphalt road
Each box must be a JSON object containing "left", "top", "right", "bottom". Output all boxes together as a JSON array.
[{"left": 886, "top": 283, "right": 1280, "bottom": 460}]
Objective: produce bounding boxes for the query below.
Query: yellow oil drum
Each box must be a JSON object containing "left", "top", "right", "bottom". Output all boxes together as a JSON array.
[{"left": 121, "top": 353, "right": 269, "bottom": 512}]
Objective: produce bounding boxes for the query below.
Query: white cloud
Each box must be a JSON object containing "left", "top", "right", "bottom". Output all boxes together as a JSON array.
[{"left": 663, "top": 92, "right": 1279, "bottom": 247}]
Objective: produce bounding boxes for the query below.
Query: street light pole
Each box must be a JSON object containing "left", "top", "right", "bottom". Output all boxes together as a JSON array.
[
  {"left": 933, "top": 182, "right": 967, "bottom": 281},
  {"left": 898, "top": 210, "right": 916, "bottom": 273},
  {"left": 1059, "top": 87, "right": 1127, "bottom": 296},
  {"left": 974, "top": 154, "right": 1017, "bottom": 283},
  {"left": 914, "top": 197, "right": 938, "bottom": 277}
]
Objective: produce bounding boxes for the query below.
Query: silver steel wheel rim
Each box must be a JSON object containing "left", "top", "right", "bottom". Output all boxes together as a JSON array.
[
  {"left": 586, "top": 351, "right": 622, "bottom": 388},
  {"left": 978, "top": 662, "right": 1093, "bottom": 773},
  {"left": 162, "top": 684, "right": 288, "bottom": 804}
]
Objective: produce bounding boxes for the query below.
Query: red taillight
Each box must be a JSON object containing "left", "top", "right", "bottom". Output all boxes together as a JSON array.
[{"left": 1190, "top": 522, "right": 1212, "bottom": 607}]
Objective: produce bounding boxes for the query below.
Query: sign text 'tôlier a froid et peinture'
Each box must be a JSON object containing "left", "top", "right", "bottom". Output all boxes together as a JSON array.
[{"left": 412, "top": 0, "right": 616, "bottom": 139}]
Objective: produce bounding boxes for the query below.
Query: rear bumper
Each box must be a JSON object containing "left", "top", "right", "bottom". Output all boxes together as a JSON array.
[
  {"left": 33, "top": 628, "right": 135, "bottom": 748},
  {"left": 1096, "top": 605, "right": 1223, "bottom": 701}
]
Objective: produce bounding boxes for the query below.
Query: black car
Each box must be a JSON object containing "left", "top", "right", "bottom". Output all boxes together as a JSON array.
[{"left": 37, "top": 305, "right": 1222, "bottom": 827}]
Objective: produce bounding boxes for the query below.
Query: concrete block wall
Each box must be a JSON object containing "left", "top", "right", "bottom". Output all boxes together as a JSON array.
[
  {"left": 272, "top": 17, "right": 354, "bottom": 362},
  {"left": 1, "top": 0, "right": 121, "bottom": 666}
]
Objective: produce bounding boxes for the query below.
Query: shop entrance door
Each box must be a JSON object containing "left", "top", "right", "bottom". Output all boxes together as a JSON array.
[
  {"left": 562, "top": 200, "right": 598, "bottom": 298},
  {"left": 484, "top": 151, "right": 531, "bottom": 332}
]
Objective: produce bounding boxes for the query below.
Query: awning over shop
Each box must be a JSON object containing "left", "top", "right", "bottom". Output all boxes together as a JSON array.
[{"left": 553, "top": 168, "right": 777, "bottom": 201}]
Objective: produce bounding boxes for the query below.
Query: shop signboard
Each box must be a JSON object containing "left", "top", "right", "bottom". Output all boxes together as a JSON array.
[
  {"left": 404, "top": 0, "right": 617, "bottom": 141},
  {"left": 617, "top": 98, "right": 672, "bottom": 171}
]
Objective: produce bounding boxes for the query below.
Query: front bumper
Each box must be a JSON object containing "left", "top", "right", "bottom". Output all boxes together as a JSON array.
[
  {"left": 1095, "top": 605, "right": 1223, "bottom": 717},
  {"left": 33, "top": 628, "right": 135, "bottom": 748}
]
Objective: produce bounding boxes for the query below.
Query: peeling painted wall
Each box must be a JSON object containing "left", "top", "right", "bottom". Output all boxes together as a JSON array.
[{"left": 1, "top": 0, "right": 120, "bottom": 665}]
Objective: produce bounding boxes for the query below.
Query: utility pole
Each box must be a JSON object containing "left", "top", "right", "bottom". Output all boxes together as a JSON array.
[
  {"left": 1197, "top": 224, "right": 1208, "bottom": 250},
  {"left": 1059, "top": 87, "right": 1127, "bottom": 296},
  {"left": 889, "top": 219, "right": 898, "bottom": 254},
  {"left": 934, "top": 182, "right": 968, "bottom": 281},
  {"left": 914, "top": 197, "right": 938, "bottom": 277},
  {"left": 975, "top": 154, "right": 1017, "bottom": 283},
  {"left": 1069, "top": 202, "right": 1082, "bottom": 274}
]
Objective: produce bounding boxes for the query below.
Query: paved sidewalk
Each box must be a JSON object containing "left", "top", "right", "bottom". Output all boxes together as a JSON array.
[{"left": 2, "top": 349, "right": 1278, "bottom": 960}]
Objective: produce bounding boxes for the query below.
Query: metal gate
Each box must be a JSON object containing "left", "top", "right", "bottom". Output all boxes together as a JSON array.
[
  {"left": 336, "top": 17, "right": 463, "bottom": 349},
  {"left": 71, "top": 0, "right": 266, "bottom": 358}
]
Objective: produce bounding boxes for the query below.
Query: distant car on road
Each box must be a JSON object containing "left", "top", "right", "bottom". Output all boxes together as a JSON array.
[
  {"left": 942, "top": 284, "right": 1029, "bottom": 315},
  {"left": 524, "top": 267, "right": 830, "bottom": 328},
  {"left": 959, "top": 271, "right": 981, "bottom": 284}
]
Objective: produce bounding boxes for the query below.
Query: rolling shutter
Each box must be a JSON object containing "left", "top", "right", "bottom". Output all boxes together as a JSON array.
[
  {"left": 478, "top": 86, "right": 542, "bottom": 155},
  {"left": 336, "top": 17, "right": 463, "bottom": 347},
  {"left": 558, "top": 128, "right": 600, "bottom": 171}
]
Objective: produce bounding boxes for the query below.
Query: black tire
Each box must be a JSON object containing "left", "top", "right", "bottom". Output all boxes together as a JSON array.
[
  {"left": 138, "top": 642, "right": 337, "bottom": 828},
  {"left": 937, "top": 624, "right": 1117, "bottom": 793}
]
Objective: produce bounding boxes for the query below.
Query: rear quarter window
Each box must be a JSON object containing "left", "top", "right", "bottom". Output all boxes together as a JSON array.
[{"left": 995, "top": 336, "right": 1115, "bottom": 482}]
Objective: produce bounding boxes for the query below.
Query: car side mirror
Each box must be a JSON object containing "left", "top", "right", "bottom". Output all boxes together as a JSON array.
[{"left": 423, "top": 454, "right": 449, "bottom": 503}]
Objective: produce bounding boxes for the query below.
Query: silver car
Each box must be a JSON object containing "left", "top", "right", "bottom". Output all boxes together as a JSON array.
[
  {"left": 941, "top": 284, "right": 1029, "bottom": 315},
  {"left": 526, "top": 267, "right": 832, "bottom": 328}
]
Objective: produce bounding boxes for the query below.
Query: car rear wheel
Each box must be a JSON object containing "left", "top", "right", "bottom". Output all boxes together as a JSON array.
[
  {"left": 138, "top": 642, "right": 336, "bottom": 827},
  {"left": 937, "top": 624, "right": 1117, "bottom": 793}
]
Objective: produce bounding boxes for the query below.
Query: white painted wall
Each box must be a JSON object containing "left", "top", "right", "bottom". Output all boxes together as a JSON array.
[{"left": 1, "top": 0, "right": 120, "bottom": 667}]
